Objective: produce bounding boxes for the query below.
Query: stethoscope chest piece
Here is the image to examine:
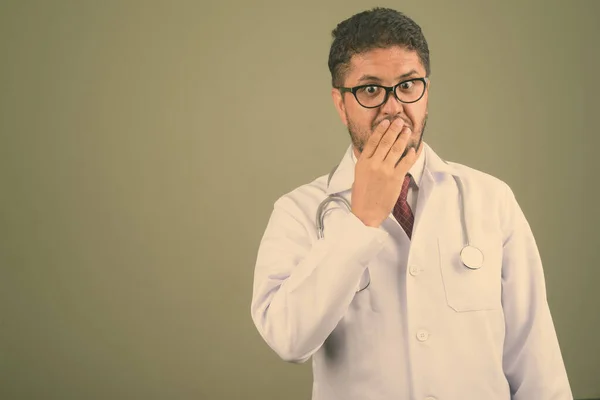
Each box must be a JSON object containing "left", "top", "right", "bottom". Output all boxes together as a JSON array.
[{"left": 461, "top": 245, "right": 484, "bottom": 270}]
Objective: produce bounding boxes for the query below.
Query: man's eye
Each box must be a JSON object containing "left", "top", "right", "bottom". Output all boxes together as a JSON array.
[
  {"left": 362, "top": 86, "right": 380, "bottom": 95},
  {"left": 400, "top": 81, "right": 414, "bottom": 90}
]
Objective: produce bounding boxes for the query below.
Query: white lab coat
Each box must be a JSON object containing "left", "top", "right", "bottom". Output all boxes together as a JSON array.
[{"left": 250, "top": 142, "right": 572, "bottom": 400}]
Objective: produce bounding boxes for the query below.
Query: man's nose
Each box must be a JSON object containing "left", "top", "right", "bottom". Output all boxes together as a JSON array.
[{"left": 380, "top": 89, "right": 405, "bottom": 115}]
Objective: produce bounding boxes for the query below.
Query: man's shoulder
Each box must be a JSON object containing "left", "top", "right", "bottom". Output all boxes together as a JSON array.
[
  {"left": 445, "top": 160, "right": 510, "bottom": 195},
  {"left": 272, "top": 173, "right": 330, "bottom": 214}
]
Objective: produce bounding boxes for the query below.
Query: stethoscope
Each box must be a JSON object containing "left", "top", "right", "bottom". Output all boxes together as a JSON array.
[{"left": 316, "top": 162, "right": 484, "bottom": 285}]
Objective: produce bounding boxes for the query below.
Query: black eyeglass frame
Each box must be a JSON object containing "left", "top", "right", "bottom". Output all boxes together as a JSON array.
[{"left": 335, "top": 77, "right": 430, "bottom": 108}]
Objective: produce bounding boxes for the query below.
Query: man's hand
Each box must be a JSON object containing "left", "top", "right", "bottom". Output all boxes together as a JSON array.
[{"left": 351, "top": 118, "right": 424, "bottom": 228}]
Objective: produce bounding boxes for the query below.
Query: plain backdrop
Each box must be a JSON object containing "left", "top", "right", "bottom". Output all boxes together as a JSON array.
[{"left": 1, "top": 0, "right": 599, "bottom": 399}]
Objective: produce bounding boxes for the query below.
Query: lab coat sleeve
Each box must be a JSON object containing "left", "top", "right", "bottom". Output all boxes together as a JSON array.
[
  {"left": 250, "top": 194, "right": 389, "bottom": 363},
  {"left": 500, "top": 183, "right": 573, "bottom": 399}
]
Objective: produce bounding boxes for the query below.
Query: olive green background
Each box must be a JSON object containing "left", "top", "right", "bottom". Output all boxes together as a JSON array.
[{"left": 1, "top": 1, "right": 598, "bottom": 399}]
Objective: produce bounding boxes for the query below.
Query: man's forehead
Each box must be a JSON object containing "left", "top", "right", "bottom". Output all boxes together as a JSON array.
[{"left": 346, "top": 46, "right": 424, "bottom": 81}]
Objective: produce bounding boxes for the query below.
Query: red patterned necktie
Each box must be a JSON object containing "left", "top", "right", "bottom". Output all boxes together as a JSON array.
[{"left": 392, "top": 173, "right": 414, "bottom": 239}]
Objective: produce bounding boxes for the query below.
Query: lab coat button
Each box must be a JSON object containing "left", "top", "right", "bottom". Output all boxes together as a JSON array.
[
  {"left": 416, "top": 329, "right": 429, "bottom": 341},
  {"left": 409, "top": 265, "right": 420, "bottom": 276}
]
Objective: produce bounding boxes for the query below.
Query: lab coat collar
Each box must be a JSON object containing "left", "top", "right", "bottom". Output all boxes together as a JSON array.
[{"left": 325, "top": 141, "right": 458, "bottom": 195}]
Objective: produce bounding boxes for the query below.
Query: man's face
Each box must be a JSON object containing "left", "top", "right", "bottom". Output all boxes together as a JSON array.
[{"left": 332, "top": 46, "right": 429, "bottom": 158}]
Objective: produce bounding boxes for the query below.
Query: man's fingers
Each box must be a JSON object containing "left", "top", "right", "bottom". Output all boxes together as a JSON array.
[
  {"left": 384, "top": 126, "right": 412, "bottom": 167},
  {"left": 361, "top": 119, "right": 391, "bottom": 158},
  {"left": 395, "top": 139, "right": 423, "bottom": 170},
  {"left": 372, "top": 118, "right": 404, "bottom": 161}
]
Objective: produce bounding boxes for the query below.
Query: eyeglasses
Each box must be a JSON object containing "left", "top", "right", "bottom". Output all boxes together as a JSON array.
[{"left": 336, "top": 77, "right": 429, "bottom": 109}]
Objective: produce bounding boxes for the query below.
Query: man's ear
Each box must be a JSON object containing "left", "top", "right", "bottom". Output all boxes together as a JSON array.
[{"left": 331, "top": 87, "right": 348, "bottom": 127}]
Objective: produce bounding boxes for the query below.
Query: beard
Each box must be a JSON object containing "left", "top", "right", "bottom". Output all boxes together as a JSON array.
[{"left": 347, "top": 113, "right": 428, "bottom": 159}]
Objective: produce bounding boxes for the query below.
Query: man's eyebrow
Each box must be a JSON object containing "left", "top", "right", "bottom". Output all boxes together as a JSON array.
[{"left": 356, "top": 70, "right": 420, "bottom": 84}]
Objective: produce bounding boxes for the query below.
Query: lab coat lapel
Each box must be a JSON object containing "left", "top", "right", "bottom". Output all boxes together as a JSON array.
[
  {"left": 325, "top": 145, "right": 355, "bottom": 196},
  {"left": 411, "top": 143, "right": 458, "bottom": 240}
]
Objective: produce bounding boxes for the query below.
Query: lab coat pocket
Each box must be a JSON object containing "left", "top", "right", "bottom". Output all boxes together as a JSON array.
[
  {"left": 356, "top": 268, "right": 371, "bottom": 293},
  {"left": 438, "top": 237, "right": 502, "bottom": 312},
  {"left": 341, "top": 277, "right": 379, "bottom": 364},
  {"left": 324, "top": 274, "right": 378, "bottom": 368}
]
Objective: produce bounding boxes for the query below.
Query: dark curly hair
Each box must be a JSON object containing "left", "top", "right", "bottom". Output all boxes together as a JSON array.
[{"left": 328, "top": 7, "right": 431, "bottom": 88}]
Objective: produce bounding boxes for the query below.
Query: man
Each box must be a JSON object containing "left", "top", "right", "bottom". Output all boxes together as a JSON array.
[{"left": 251, "top": 7, "right": 572, "bottom": 400}]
